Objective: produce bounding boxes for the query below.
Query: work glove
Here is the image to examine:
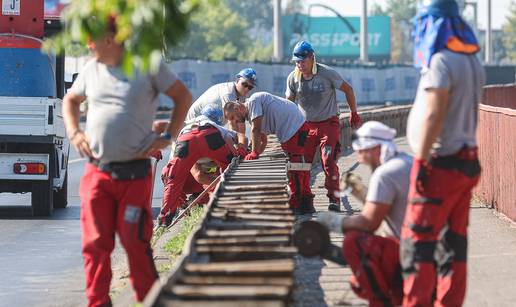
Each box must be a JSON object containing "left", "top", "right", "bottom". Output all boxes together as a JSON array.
[
  {"left": 317, "top": 211, "right": 343, "bottom": 234},
  {"left": 349, "top": 111, "right": 361, "bottom": 128},
  {"left": 157, "top": 208, "right": 176, "bottom": 228},
  {"left": 150, "top": 150, "right": 163, "bottom": 161},
  {"left": 411, "top": 158, "right": 431, "bottom": 194},
  {"left": 244, "top": 150, "right": 259, "bottom": 160},
  {"left": 236, "top": 147, "right": 248, "bottom": 158}
]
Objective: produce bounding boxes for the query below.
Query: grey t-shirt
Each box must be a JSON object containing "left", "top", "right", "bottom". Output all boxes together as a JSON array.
[
  {"left": 285, "top": 63, "right": 345, "bottom": 122},
  {"left": 366, "top": 152, "right": 412, "bottom": 238},
  {"left": 247, "top": 92, "right": 305, "bottom": 143},
  {"left": 407, "top": 50, "right": 485, "bottom": 156},
  {"left": 186, "top": 82, "right": 244, "bottom": 124},
  {"left": 71, "top": 59, "right": 177, "bottom": 163}
]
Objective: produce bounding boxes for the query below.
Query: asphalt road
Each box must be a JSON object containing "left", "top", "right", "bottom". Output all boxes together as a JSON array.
[{"left": 0, "top": 146, "right": 171, "bottom": 307}]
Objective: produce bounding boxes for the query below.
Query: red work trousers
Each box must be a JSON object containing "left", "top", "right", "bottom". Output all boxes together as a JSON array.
[
  {"left": 400, "top": 147, "right": 481, "bottom": 307},
  {"left": 343, "top": 231, "right": 403, "bottom": 307},
  {"left": 161, "top": 126, "right": 234, "bottom": 213},
  {"left": 80, "top": 163, "right": 158, "bottom": 307},
  {"left": 305, "top": 116, "right": 341, "bottom": 203},
  {"left": 281, "top": 122, "right": 312, "bottom": 208},
  {"left": 161, "top": 171, "right": 210, "bottom": 208}
]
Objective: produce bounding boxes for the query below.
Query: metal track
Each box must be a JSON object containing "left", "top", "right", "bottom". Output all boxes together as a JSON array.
[{"left": 144, "top": 137, "right": 296, "bottom": 307}]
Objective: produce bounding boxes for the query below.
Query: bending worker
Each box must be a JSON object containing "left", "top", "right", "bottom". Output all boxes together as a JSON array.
[
  {"left": 62, "top": 21, "right": 191, "bottom": 306},
  {"left": 318, "top": 121, "right": 412, "bottom": 306},
  {"left": 159, "top": 105, "right": 239, "bottom": 226},
  {"left": 402, "top": 0, "right": 484, "bottom": 305},
  {"left": 286, "top": 40, "right": 361, "bottom": 214},
  {"left": 224, "top": 92, "right": 312, "bottom": 213},
  {"left": 186, "top": 67, "right": 258, "bottom": 145}
]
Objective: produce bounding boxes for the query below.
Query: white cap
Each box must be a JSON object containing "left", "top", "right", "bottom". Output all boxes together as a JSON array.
[{"left": 352, "top": 121, "right": 397, "bottom": 151}]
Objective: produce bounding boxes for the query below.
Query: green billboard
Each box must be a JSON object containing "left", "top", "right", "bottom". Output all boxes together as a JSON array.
[{"left": 282, "top": 14, "right": 391, "bottom": 59}]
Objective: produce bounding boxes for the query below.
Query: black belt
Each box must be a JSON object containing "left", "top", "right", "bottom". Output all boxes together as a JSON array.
[
  {"left": 89, "top": 158, "right": 151, "bottom": 180},
  {"left": 430, "top": 154, "right": 480, "bottom": 178}
]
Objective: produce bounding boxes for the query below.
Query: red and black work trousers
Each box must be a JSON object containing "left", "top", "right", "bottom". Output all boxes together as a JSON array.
[
  {"left": 343, "top": 231, "right": 403, "bottom": 307},
  {"left": 80, "top": 163, "right": 158, "bottom": 307},
  {"left": 281, "top": 122, "right": 312, "bottom": 208},
  {"left": 305, "top": 116, "right": 342, "bottom": 203},
  {"left": 161, "top": 126, "right": 234, "bottom": 214},
  {"left": 401, "top": 147, "right": 481, "bottom": 307}
]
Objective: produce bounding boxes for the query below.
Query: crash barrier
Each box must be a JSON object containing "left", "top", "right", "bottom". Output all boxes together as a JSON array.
[
  {"left": 168, "top": 60, "right": 420, "bottom": 105},
  {"left": 475, "top": 84, "right": 516, "bottom": 222},
  {"left": 339, "top": 104, "right": 412, "bottom": 151},
  {"left": 144, "top": 136, "right": 297, "bottom": 307}
]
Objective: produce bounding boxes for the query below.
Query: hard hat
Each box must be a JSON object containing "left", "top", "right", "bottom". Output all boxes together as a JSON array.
[
  {"left": 351, "top": 121, "right": 396, "bottom": 151},
  {"left": 291, "top": 40, "right": 315, "bottom": 61},
  {"left": 235, "top": 68, "right": 258, "bottom": 85},
  {"left": 420, "top": 0, "right": 460, "bottom": 17},
  {"left": 201, "top": 104, "right": 224, "bottom": 126}
]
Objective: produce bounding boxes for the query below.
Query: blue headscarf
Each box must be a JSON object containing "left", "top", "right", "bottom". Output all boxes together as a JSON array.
[{"left": 413, "top": 0, "right": 479, "bottom": 69}]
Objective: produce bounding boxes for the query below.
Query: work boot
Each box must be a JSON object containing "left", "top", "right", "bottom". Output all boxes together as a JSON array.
[
  {"left": 328, "top": 201, "right": 340, "bottom": 212},
  {"left": 299, "top": 195, "right": 316, "bottom": 215}
]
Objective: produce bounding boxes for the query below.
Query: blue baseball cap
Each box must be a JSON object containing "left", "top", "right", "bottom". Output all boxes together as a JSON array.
[
  {"left": 420, "top": 0, "right": 460, "bottom": 18},
  {"left": 201, "top": 104, "right": 224, "bottom": 126},
  {"left": 291, "top": 40, "right": 315, "bottom": 61},
  {"left": 236, "top": 68, "right": 258, "bottom": 85}
]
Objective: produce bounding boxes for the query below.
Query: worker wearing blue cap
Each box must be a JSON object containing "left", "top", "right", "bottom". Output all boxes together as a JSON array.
[
  {"left": 286, "top": 40, "right": 361, "bottom": 214},
  {"left": 402, "top": 0, "right": 484, "bottom": 306}
]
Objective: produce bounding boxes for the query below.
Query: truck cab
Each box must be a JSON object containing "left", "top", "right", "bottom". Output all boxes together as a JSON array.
[{"left": 0, "top": 0, "right": 69, "bottom": 216}]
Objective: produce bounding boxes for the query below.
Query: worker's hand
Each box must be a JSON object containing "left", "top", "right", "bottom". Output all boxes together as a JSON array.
[
  {"left": 236, "top": 146, "right": 248, "bottom": 158},
  {"left": 317, "top": 211, "right": 343, "bottom": 234},
  {"left": 349, "top": 111, "right": 361, "bottom": 128},
  {"left": 244, "top": 151, "right": 259, "bottom": 160},
  {"left": 157, "top": 208, "right": 176, "bottom": 228},
  {"left": 149, "top": 150, "right": 163, "bottom": 161},
  {"left": 70, "top": 130, "right": 93, "bottom": 158},
  {"left": 412, "top": 158, "right": 431, "bottom": 194},
  {"left": 143, "top": 137, "right": 173, "bottom": 158}
]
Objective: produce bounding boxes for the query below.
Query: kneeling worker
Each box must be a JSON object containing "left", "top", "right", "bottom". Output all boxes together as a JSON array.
[
  {"left": 159, "top": 105, "right": 239, "bottom": 226},
  {"left": 224, "top": 92, "right": 313, "bottom": 213},
  {"left": 318, "top": 121, "right": 412, "bottom": 306}
]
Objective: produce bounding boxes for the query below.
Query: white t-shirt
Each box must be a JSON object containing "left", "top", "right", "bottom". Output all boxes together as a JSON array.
[
  {"left": 407, "top": 50, "right": 485, "bottom": 156},
  {"left": 366, "top": 152, "right": 412, "bottom": 238},
  {"left": 186, "top": 82, "right": 245, "bottom": 125},
  {"left": 247, "top": 92, "right": 305, "bottom": 143}
]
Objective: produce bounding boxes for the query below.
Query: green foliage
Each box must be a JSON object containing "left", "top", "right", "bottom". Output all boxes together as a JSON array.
[
  {"left": 164, "top": 206, "right": 204, "bottom": 259},
  {"left": 170, "top": 0, "right": 272, "bottom": 61},
  {"left": 285, "top": 0, "right": 305, "bottom": 15},
  {"left": 224, "top": 0, "right": 273, "bottom": 30},
  {"left": 380, "top": 0, "right": 417, "bottom": 63},
  {"left": 43, "top": 0, "right": 208, "bottom": 75},
  {"left": 502, "top": 1, "right": 516, "bottom": 62}
]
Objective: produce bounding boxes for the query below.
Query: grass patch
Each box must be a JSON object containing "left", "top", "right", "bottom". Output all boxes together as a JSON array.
[{"left": 163, "top": 205, "right": 204, "bottom": 260}]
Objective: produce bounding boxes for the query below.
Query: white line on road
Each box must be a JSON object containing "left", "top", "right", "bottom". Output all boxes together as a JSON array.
[{"left": 69, "top": 158, "right": 86, "bottom": 164}]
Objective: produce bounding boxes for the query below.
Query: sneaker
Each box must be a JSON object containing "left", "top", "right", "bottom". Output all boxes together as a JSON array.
[
  {"left": 328, "top": 202, "right": 341, "bottom": 212},
  {"left": 299, "top": 195, "right": 316, "bottom": 215}
]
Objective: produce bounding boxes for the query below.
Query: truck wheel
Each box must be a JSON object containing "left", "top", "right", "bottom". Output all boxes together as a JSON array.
[
  {"left": 32, "top": 179, "right": 53, "bottom": 216},
  {"left": 53, "top": 172, "right": 68, "bottom": 209}
]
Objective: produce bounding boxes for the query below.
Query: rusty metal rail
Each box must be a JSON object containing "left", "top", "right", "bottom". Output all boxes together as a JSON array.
[{"left": 144, "top": 136, "right": 296, "bottom": 307}]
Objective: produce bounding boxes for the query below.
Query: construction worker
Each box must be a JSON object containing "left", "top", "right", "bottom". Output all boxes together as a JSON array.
[
  {"left": 318, "top": 121, "right": 411, "bottom": 306},
  {"left": 224, "top": 92, "right": 312, "bottom": 213},
  {"left": 159, "top": 105, "right": 239, "bottom": 226},
  {"left": 62, "top": 25, "right": 191, "bottom": 306},
  {"left": 286, "top": 40, "right": 361, "bottom": 214},
  {"left": 186, "top": 68, "right": 257, "bottom": 145},
  {"left": 401, "top": 0, "right": 484, "bottom": 305}
]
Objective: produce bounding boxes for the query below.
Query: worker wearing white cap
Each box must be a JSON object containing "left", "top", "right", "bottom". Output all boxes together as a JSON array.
[{"left": 318, "top": 121, "right": 412, "bottom": 306}]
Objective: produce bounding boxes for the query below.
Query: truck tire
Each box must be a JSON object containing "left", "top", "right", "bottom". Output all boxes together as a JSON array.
[
  {"left": 53, "top": 172, "right": 68, "bottom": 209},
  {"left": 32, "top": 179, "right": 53, "bottom": 216}
]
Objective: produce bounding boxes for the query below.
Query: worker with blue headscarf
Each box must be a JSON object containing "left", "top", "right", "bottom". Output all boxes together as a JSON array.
[{"left": 402, "top": 0, "right": 485, "bottom": 306}]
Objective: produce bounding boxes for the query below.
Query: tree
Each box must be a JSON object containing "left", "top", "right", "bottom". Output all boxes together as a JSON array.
[
  {"left": 285, "top": 0, "right": 305, "bottom": 15},
  {"left": 171, "top": 1, "right": 252, "bottom": 61},
  {"left": 502, "top": 1, "right": 516, "bottom": 62},
  {"left": 381, "top": 0, "right": 417, "bottom": 63},
  {"left": 224, "top": 0, "right": 273, "bottom": 30},
  {"left": 43, "top": 0, "right": 203, "bottom": 75}
]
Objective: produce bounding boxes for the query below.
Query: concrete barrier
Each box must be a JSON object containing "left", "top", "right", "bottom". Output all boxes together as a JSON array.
[{"left": 475, "top": 84, "right": 516, "bottom": 221}]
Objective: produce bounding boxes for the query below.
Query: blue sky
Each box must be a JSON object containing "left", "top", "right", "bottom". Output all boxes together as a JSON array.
[{"left": 302, "top": 0, "right": 514, "bottom": 29}]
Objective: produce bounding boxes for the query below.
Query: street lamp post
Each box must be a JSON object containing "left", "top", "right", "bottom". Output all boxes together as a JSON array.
[
  {"left": 485, "top": 0, "right": 492, "bottom": 64},
  {"left": 273, "top": 0, "right": 283, "bottom": 62},
  {"left": 360, "top": 0, "right": 368, "bottom": 63}
]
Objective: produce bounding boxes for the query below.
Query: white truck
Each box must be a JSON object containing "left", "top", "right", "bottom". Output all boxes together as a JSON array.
[{"left": 0, "top": 1, "right": 69, "bottom": 216}]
